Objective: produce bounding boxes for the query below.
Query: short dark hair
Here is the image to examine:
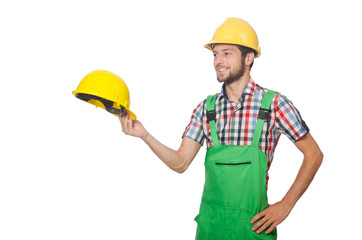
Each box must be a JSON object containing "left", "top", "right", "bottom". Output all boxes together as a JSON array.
[{"left": 237, "top": 45, "right": 257, "bottom": 69}]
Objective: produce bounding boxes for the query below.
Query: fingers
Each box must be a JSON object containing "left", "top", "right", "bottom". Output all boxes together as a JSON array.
[
  {"left": 119, "top": 113, "right": 126, "bottom": 130},
  {"left": 250, "top": 211, "right": 264, "bottom": 224},
  {"left": 251, "top": 211, "right": 269, "bottom": 234},
  {"left": 252, "top": 218, "right": 273, "bottom": 234},
  {"left": 265, "top": 222, "right": 278, "bottom": 234},
  {"left": 251, "top": 208, "right": 278, "bottom": 234},
  {"left": 119, "top": 112, "right": 132, "bottom": 134}
]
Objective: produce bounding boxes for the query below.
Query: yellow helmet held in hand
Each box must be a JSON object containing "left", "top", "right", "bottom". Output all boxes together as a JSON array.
[
  {"left": 204, "top": 17, "right": 261, "bottom": 57},
  {"left": 72, "top": 70, "right": 136, "bottom": 120}
]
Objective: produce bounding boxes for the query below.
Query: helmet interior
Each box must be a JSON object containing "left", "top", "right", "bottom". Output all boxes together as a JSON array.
[{"left": 75, "top": 93, "right": 125, "bottom": 116}]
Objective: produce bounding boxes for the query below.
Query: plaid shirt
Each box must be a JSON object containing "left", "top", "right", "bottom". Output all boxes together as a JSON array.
[{"left": 183, "top": 79, "right": 309, "bottom": 184}]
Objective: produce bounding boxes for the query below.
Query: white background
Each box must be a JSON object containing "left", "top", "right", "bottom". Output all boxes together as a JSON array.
[{"left": 1, "top": 0, "right": 361, "bottom": 239}]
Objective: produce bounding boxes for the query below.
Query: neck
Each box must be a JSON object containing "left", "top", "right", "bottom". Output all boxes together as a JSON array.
[{"left": 224, "top": 74, "right": 250, "bottom": 103}]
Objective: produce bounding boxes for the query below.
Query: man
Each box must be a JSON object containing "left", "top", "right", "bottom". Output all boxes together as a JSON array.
[{"left": 119, "top": 18, "right": 323, "bottom": 240}]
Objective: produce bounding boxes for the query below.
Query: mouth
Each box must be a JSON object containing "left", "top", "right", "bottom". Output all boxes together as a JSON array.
[{"left": 216, "top": 67, "right": 228, "bottom": 74}]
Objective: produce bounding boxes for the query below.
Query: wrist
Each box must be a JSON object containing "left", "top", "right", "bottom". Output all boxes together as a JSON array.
[
  {"left": 280, "top": 197, "right": 297, "bottom": 211},
  {"left": 141, "top": 131, "right": 151, "bottom": 142}
]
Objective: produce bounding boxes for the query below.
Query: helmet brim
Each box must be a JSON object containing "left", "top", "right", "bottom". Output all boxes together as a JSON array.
[
  {"left": 73, "top": 91, "right": 137, "bottom": 120},
  {"left": 204, "top": 41, "right": 261, "bottom": 58}
]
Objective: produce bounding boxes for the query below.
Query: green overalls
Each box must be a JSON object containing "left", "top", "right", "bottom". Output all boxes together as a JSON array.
[{"left": 194, "top": 90, "right": 278, "bottom": 240}]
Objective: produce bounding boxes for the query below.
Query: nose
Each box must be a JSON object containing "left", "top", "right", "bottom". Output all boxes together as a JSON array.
[{"left": 214, "top": 54, "right": 224, "bottom": 67}]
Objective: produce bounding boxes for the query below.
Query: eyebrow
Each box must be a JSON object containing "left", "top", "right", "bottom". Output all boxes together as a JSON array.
[{"left": 213, "top": 48, "right": 234, "bottom": 53}]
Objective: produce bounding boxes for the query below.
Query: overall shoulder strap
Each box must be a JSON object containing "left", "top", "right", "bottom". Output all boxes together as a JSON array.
[
  {"left": 251, "top": 90, "right": 277, "bottom": 147},
  {"left": 206, "top": 93, "right": 220, "bottom": 146}
]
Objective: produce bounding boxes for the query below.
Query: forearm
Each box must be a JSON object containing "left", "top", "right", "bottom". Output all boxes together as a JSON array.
[
  {"left": 119, "top": 113, "right": 201, "bottom": 173},
  {"left": 141, "top": 131, "right": 186, "bottom": 173},
  {"left": 281, "top": 144, "right": 323, "bottom": 209}
]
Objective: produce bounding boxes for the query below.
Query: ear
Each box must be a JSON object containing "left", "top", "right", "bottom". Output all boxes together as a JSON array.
[{"left": 244, "top": 52, "right": 255, "bottom": 67}]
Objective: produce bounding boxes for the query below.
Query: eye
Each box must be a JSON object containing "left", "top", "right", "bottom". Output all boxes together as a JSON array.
[
  {"left": 225, "top": 52, "right": 231, "bottom": 56},
  {"left": 213, "top": 53, "right": 218, "bottom": 57}
]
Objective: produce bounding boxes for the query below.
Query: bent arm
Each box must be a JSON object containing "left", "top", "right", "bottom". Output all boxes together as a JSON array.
[
  {"left": 251, "top": 132, "right": 323, "bottom": 234},
  {"left": 119, "top": 113, "right": 201, "bottom": 173},
  {"left": 281, "top": 132, "right": 323, "bottom": 207}
]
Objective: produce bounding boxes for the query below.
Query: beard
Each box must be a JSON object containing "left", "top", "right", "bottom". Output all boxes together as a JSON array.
[{"left": 217, "top": 59, "right": 246, "bottom": 85}]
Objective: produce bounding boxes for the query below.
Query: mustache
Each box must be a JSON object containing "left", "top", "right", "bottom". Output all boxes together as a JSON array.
[{"left": 216, "top": 64, "right": 229, "bottom": 69}]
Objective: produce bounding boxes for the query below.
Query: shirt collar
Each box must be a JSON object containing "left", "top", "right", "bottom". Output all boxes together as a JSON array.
[{"left": 219, "top": 78, "right": 256, "bottom": 102}]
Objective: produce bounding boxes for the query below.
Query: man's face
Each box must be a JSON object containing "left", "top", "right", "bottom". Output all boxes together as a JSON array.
[{"left": 213, "top": 44, "right": 245, "bottom": 84}]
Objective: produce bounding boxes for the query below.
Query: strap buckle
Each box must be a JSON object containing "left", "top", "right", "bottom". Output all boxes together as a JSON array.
[
  {"left": 207, "top": 110, "right": 216, "bottom": 122},
  {"left": 258, "top": 108, "right": 270, "bottom": 121}
]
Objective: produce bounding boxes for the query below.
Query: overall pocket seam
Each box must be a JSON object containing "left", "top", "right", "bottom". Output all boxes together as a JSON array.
[{"left": 215, "top": 161, "right": 251, "bottom": 166}]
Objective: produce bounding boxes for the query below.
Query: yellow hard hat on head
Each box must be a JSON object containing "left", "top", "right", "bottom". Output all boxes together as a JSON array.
[
  {"left": 204, "top": 17, "right": 261, "bottom": 57},
  {"left": 72, "top": 70, "right": 136, "bottom": 120}
]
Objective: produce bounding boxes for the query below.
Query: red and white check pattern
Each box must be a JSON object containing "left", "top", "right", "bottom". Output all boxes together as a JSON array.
[{"left": 183, "top": 79, "right": 309, "bottom": 184}]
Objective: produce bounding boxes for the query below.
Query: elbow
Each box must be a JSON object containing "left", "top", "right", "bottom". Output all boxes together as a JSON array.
[
  {"left": 170, "top": 151, "right": 191, "bottom": 174},
  {"left": 304, "top": 147, "right": 323, "bottom": 170},
  {"left": 175, "top": 168, "right": 187, "bottom": 174},
  {"left": 172, "top": 158, "right": 189, "bottom": 174},
  {"left": 311, "top": 148, "right": 323, "bottom": 169},
  {"left": 173, "top": 164, "right": 188, "bottom": 174},
  {"left": 317, "top": 150, "right": 324, "bottom": 166}
]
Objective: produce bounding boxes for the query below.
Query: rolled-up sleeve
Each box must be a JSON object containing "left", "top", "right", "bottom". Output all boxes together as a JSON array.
[
  {"left": 182, "top": 100, "right": 206, "bottom": 145},
  {"left": 275, "top": 94, "right": 310, "bottom": 142}
]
